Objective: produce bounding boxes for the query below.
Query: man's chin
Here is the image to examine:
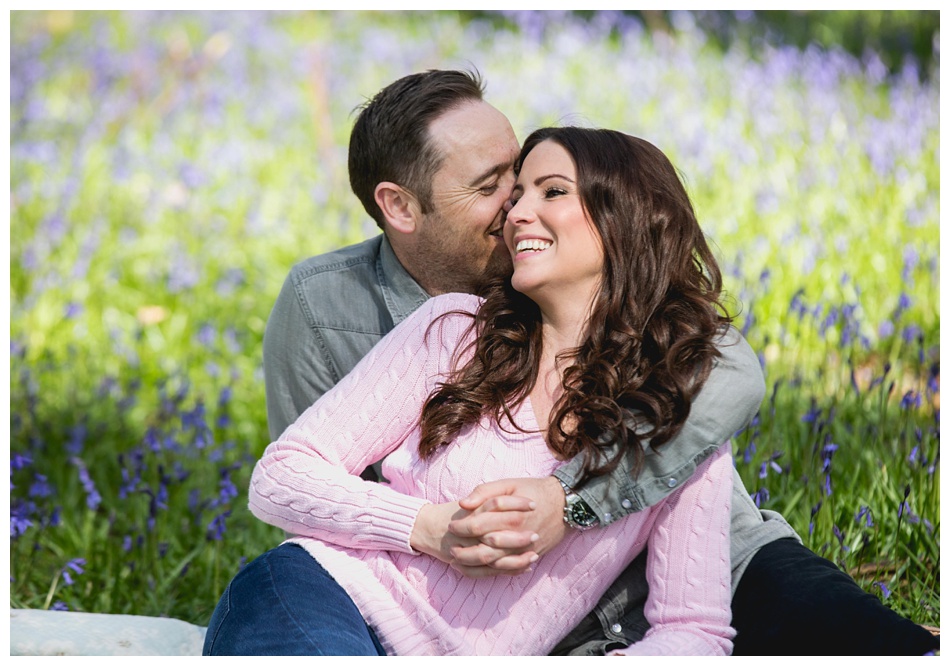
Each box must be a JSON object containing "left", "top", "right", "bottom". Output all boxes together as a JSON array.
[{"left": 485, "top": 248, "right": 514, "bottom": 280}]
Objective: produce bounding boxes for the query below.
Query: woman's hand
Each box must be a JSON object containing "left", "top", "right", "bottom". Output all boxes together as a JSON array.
[
  {"left": 410, "top": 499, "right": 541, "bottom": 578},
  {"left": 452, "top": 476, "right": 568, "bottom": 559}
]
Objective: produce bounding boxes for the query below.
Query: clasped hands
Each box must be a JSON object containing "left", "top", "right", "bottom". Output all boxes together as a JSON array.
[{"left": 410, "top": 476, "right": 568, "bottom": 578}]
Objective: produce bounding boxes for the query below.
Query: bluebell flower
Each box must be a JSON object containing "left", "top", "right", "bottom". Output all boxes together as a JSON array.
[
  {"left": 70, "top": 458, "right": 102, "bottom": 511},
  {"left": 196, "top": 323, "right": 216, "bottom": 348},
  {"left": 908, "top": 445, "right": 920, "bottom": 465},
  {"left": 801, "top": 402, "right": 821, "bottom": 424},
  {"left": 902, "top": 324, "right": 922, "bottom": 344},
  {"left": 874, "top": 582, "right": 891, "bottom": 599},
  {"left": 28, "top": 473, "right": 52, "bottom": 498},
  {"left": 66, "top": 423, "right": 87, "bottom": 456},
  {"left": 11, "top": 452, "right": 32, "bottom": 471},
  {"left": 207, "top": 510, "right": 231, "bottom": 541},
  {"left": 61, "top": 558, "right": 86, "bottom": 586},
  {"left": 808, "top": 501, "right": 822, "bottom": 536},
  {"left": 11, "top": 507, "right": 33, "bottom": 537},
  {"left": 900, "top": 390, "right": 922, "bottom": 410},
  {"left": 832, "top": 525, "right": 850, "bottom": 551},
  {"left": 855, "top": 506, "right": 874, "bottom": 527}
]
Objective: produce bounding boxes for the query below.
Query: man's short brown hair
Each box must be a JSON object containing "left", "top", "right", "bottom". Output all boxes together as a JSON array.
[{"left": 348, "top": 69, "right": 485, "bottom": 228}]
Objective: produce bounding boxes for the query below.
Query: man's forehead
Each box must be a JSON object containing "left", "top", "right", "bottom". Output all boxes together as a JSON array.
[{"left": 429, "top": 101, "right": 519, "bottom": 166}]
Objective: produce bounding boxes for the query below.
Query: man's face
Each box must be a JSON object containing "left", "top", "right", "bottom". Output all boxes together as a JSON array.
[{"left": 413, "top": 100, "right": 520, "bottom": 295}]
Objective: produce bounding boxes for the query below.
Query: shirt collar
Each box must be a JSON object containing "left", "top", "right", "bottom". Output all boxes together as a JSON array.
[{"left": 377, "top": 234, "right": 430, "bottom": 326}]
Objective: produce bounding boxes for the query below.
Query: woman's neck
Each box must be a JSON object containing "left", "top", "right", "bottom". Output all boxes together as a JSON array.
[{"left": 529, "top": 300, "right": 592, "bottom": 448}]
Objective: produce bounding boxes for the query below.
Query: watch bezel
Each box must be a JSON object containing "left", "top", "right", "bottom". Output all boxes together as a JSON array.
[{"left": 559, "top": 479, "right": 600, "bottom": 531}]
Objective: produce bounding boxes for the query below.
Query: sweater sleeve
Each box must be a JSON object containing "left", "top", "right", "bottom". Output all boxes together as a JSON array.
[
  {"left": 611, "top": 442, "right": 735, "bottom": 656},
  {"left": 248, "top": 293, "right": 480, "bottom": 554}
]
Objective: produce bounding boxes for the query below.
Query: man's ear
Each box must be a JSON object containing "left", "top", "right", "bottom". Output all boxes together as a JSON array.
[{"left": 375, "top": 182, "right": 420, "bottom": 235}]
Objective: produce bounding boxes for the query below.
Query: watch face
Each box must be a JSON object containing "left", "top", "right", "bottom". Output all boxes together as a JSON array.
[{"left": 570, "top": 500, "right": 598, "bottom": 528}]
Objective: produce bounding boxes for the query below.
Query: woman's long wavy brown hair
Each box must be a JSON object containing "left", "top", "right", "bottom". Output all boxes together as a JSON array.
[{"left": 418, "top": 127, "right": 732, "bottom": 481}]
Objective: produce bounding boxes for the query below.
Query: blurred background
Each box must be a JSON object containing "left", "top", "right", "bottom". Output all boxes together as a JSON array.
[{"left": 9, "top": 10, "right": 939, "bottom": 629}]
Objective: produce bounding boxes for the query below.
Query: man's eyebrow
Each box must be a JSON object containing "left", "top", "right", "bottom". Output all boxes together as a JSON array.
[{"left": 467, "top": 160, "right": 515, "bottom": 187}]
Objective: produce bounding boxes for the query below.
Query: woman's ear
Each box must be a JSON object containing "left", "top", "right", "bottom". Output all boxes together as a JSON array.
[{"left": 375, "top": 182, "right": 421, "bottom": 235}]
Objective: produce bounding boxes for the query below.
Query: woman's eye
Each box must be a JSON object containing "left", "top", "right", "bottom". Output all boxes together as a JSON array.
[{"left": 544, "top": 187, "right": 567, "bottom": 199}]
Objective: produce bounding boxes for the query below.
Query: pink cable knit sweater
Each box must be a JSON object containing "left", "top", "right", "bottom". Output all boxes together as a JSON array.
[{"left": 249, "top": 293, "right": 735, "bottom": 656}]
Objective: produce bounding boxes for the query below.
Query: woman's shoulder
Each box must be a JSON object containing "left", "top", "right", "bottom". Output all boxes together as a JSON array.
[
  {"left": 397, "top": 293, "right": 483, "bottom": 346},
  {"left": 424, "top": 292, "right": 484, "bottom": 314}
]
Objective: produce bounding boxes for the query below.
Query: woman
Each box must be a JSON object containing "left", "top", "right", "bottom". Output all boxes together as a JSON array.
[{"left": 208, "top": 127, "right": 736, "bottom": 655}]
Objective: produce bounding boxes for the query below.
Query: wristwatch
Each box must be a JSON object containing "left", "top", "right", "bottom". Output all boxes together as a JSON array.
[{"left": 557, "top": 479, "right": 600, "bottom": 531}]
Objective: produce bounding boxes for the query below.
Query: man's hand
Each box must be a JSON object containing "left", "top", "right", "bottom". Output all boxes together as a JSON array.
[
  {"left": 453, "top": 476, "right": 568, "bottom": 561},
  {"left": 410, "top": 499, "right": 540, "bottom": 578}
]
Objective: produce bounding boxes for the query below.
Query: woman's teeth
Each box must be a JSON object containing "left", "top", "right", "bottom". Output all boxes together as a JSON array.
[{"left": 515, "top": 239, "right": 552, "bottom": 253}]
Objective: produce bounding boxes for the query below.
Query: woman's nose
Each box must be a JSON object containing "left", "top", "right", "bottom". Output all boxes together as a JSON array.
[{"left": 505, "top": 197, "right": 531, "bottom": 224}]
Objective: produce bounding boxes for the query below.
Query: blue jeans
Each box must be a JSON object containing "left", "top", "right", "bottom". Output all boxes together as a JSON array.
[{"left": 203, "top": 543, "right": 386, "bottom": 655}]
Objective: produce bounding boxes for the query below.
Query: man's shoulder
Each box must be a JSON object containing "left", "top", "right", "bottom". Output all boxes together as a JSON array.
[
  {"left": 279, "top": 235, "right": 393, "bottom": 334},
  {"left": 285, "top": 235, "right": 384, "bottom": 286}
]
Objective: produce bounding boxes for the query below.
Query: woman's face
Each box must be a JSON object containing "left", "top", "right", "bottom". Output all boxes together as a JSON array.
[{"left": 503, "top": 140, "right": 604, "bottom": 306}]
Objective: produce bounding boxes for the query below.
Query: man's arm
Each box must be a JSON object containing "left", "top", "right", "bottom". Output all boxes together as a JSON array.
[
  {"left": 263, "top": 272, "right": 339, "bottom": 441},
  {"left": 555, "top": 325, "right": 765, "bottom": 525}
]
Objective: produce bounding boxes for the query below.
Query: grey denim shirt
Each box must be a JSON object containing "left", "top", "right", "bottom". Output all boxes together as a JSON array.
[{"left": 263, "top": 234, "right": 800, "bottom": 653}]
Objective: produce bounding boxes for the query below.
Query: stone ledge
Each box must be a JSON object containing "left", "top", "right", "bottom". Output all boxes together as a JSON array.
[{"left": 10, "top": 608, "right": 207, "bottom": 656}]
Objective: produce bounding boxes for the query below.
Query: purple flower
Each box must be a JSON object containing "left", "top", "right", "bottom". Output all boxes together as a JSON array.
[
  {"left": 11, "top": 452, "right": 32, "bottom": 471},
  {"left": 855, "top": 506, "right": 874, "bottom": 527},
  {"left": 50, "top": 601, "right": 69, "bottom": 611},
  {"left": 61, "top": 558, "right": 86, "bottom": 586},
  {"left": 902, "top": 324, "right": 922, "bottom": 344},
  {"left": 66, "top": 424, "right": 87, "bottom": 456},
  {"left": 808, "top": 501, "right": 823, "bottom": 536},
  {"left": 874, "top": 582, "right": 891, "bottom": 599},
  {"left": 70, "top": 457, "right": 102, "bottom": 511},
  {"left": 750, "top": 488, "right": 770, "bottom": 508},
  {"left": 900, "top": 390, "right": 921, "bottom": 410},
  {"left": 196, "top": 324, "right": 216, "bottom": 348},
  {"left": 832, "top": 525, "right": 850, "bottom": 551},
  {"left": 28, "top": 473, "right": 53, "bottom": 498},
  {"left": 908, "top": 445, "right": 920, "bottom": 465},
  {"left": 207, "top": 510, "right": 231, "bottom": 541},
  {"left": 11, "top": 505, "right": 34, "bottom": 537},
  {"left": 898, "top": 502, "right": 920, "bottom": 524},
  {"left": 801, "top": 404, "right": 821, "bottom": 424}
]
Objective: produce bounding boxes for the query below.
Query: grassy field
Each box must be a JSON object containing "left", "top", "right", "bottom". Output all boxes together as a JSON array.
[{"left": 9, "top": 11, "right": 939, "bottom": 629}]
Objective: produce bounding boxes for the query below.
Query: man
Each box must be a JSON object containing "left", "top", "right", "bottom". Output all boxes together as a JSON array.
[{"left": 262, "top": 70, "right": 938, "bottom": 655}]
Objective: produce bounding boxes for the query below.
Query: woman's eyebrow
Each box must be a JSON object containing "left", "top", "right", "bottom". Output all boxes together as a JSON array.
[{"left": 534, "top": 173, "right": 574, "bottom": 186}]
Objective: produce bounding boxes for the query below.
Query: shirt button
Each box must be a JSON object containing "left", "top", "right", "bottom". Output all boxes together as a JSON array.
[
  {"left": 602, "top": 512, "right": 613, "bottom": 523},
  {"left": 667, "top": 477, "right": 678, "bottom": 488},
  {"left": 611, "top": 623, "right": 623, "bottom": 634},
  {"left": 621, "top": 498, "right": 633, "bottom": 509}
]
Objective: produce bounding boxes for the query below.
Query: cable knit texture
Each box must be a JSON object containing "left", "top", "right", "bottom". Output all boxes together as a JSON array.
[{"left": 249, "top": 293, "right": 735, "bottom": 656}]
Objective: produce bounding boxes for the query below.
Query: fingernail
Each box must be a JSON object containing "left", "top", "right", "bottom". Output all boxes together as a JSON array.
[
  {"left": 529, "top": 501, "right": 537, "bottom": 510},
  {"left": 529, "top": 553, "right": 539, "bottom": 563},
  {"left": 530, "top": 533, "right": 540, "bottom": 542}
]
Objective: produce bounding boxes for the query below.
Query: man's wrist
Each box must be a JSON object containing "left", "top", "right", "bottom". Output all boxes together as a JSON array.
[{"left": 556, "top": 478, "right": 600, "bottom": 531}]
